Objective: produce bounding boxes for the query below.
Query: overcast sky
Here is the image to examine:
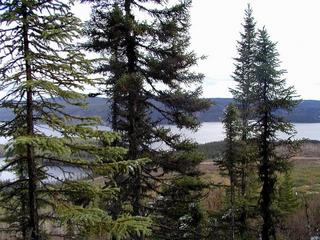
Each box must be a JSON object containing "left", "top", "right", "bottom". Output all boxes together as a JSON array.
[{"left": 74, "top": 1, "right": 320, "bottom": 100}]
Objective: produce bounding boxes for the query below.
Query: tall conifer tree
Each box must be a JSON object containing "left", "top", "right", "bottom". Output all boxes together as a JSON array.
[
  {"left": 276, "top": 172, "right": 298, "bottom": 217},
  {"left": 231, "top": 4, "right": 256, "bottom": 139},
  {"left": 254, "top": 27, "right": 298, "bottom": 240},
  {"left": 83, "top": 0, "right": 210, "bottom": 238},
  {"left": 221, "top": 104, "right": 241, "bottom": 240},
  {"left": 230, "top": 5, "right": 259, "bottom": 237},
  {"left": 0, "top": 1, "right": 150, "bottom": 239}
]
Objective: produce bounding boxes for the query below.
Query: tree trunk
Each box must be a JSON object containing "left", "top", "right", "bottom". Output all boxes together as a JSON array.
[
  {"left": 19, "top": 163, "right": 28, "bottom": 239},
  {"left": 124, "top": 1, "right": 144, "bottom": 239},
  {"left": 230, "top": 167, "right": 235, "bottom": 240},
  {"left": 260, "top": 78, "right": 275, "bottom": 240},
  {"left": 22, "top": 5, "right": 40, "bottom": 240},
  {"left": 111, "top": 48, "right": 121, "bottom": 134},
  {"left": 239, "top": 102, "right": 248, "bottom": 238}
]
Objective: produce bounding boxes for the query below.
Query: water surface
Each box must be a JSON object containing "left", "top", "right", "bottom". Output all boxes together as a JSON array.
[{"left": 1, "top": 122, "right": 319, "bottom": 181}]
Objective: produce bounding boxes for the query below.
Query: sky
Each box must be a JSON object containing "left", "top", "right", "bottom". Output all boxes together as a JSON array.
[{"left": 73, "top": 1, "right": 320, "bottom": 100}]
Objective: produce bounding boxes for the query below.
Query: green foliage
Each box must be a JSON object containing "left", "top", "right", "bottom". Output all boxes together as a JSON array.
[
  {"left": 211, "top": 104, "right": 260, "bottom": 239},
  {"left": 0, "top": 0, "right": 150, "bottom": 238},
  {"left": 275, "top": 172, "right": 299, "bottom": 216},
  {"left": 221, "top": 104, "right": 241, "bottom": 171},
  {"left": 254, "top": 27, "right": 299, "bottom": 240},
  {"left": 227, "top": 6, "right": 261, "bottom": 238},
  {"left": 197, "top": 141, "right": 226, "bottom": 160},
  {"left": 152, "top": 175, "right": 207, "bottom": 240},
  {"left": 223, "top": 5, "right": 300, "bottom": 239},
  {"left": 58, "top": 206, "right": 152, "bottom": 239},
  {"left": 230, "top": 4, "right": 257, "bottom": 139},
  {"left": 83, "top": 0, "right": 210, "bottom": 239}
]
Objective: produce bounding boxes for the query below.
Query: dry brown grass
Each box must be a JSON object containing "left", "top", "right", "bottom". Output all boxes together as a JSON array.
[{"left": 278, "top": 194, "right": 320, "bottom": 240}]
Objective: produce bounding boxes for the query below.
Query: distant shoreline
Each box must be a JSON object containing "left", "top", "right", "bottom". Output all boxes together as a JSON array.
[{"left": 1, "top": 97, "right": 320, "bottom": 123}]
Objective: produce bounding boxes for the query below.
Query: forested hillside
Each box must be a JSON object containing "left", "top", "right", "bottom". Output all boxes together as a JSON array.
[{"left": 0, "top": 97, "right": 319, "bottom": 123}]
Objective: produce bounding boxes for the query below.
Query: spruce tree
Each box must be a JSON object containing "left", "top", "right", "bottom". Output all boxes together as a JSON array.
[
  {"left": 276, "top": 171, "right": 298, "bottom": 217},
  {"left": 230, "top": 5, "right": 259, "bottom": 237},
  {"left": 214, "top": 103, "right": 259, "bottom": 239},
  {"left": 231, "top": 5, "right": 256, "bottom": 129},
  {"left": 254, "top": 27, "right": 298, "bottom": 240},
  {"left": 82, "top": 0, "right": 210, "bottom": 239},
  {"left": 0, "top": 0, "right": 150, "bottom": 239},
  {"left": 221, "top": 103, "right": 241, "bottom": 240}
]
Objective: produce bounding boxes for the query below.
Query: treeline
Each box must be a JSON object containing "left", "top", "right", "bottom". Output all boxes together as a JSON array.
[
  {"left": 3, "top": 97, "right": 320, "bottom": 123},
  {"left": 0, "top": 1, "right": 309, "bottom": 240}
]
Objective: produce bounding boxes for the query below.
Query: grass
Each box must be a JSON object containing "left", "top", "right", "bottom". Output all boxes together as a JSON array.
[
  {"left": 198, "top": 140, "right": 320, "bottom": 195},
  {"left": 291, "top": 165, "right": 320, "bottom": 193}
]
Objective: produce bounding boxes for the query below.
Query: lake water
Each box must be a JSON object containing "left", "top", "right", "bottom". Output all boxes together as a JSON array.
[
  {"left": 2, "top": 122, "right": 318, "bottom": 145},
  {"left": 0, "top": 122, "right": 319, "bottom": 145},
  {"left": 168, "top": 122, "right": 320, "bottom": 144},
  {"left": 0, "top": 122, "right": 319, "bottom": 181},
  {"left": 0, "top": 159, "right": 90, "bottom": 182}
]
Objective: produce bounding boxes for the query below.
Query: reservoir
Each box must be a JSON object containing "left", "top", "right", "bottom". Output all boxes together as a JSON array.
[
  {"left": 0, "top": 122, "right": 319, "bottom": 181},
  {"left": 0, "top": 122, "right": 319, "bottom": 145}
]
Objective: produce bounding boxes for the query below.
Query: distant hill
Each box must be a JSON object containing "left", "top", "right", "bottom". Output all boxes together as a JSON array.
[
  {"left": 1, "top": 97, "right": 320, "bottom": 123},
  {"left": 199, "top": 98, "right": 320, "bottom": 123}
]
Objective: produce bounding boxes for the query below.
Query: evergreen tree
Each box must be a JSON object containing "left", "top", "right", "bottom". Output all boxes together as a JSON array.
[
  {"left": 230, "top": 5, "right": 259, "bottom": 237},
  {"left": 0, "top": 0, "right": 150, "bottom": 239},
  {"left": 214, "top": 103, "right": 259, "bottom": 239},
  {"left": 221, "top": 103, "right": 241, "bottom": 240},
  {"left": 276, "top": 171, "right": 298, "bottom": 217},
  {"left": 254, "top": 27, "right": 298, "bottom": 240},
  {"left": 231, "top": 5, "right": 257, "bottom": 132},
  {"left": 82, "top": 0, "right": 210, "bottom": 239}
]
